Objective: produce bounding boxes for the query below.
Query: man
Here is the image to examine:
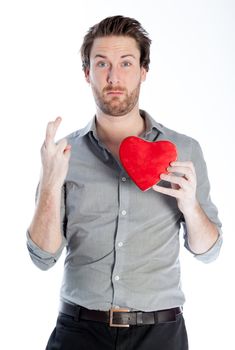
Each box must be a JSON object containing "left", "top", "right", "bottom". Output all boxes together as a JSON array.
[{"left": 27, "top": 15, "right": 222, "bottom": 350}]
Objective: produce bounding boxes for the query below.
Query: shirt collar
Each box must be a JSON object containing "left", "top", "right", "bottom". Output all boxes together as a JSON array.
[
  {"left": 141, "top": 110, "right": 165, "bottom": 136},
  {"left": 78, "top": 109, "right": 166, "bottom": 139}
]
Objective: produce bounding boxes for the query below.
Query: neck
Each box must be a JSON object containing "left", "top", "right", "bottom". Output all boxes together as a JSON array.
[{"left": 95, "top": 108, "right": 146, "bottom": 145}]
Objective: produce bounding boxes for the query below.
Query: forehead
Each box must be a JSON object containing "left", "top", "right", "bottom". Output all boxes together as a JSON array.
[{"left": 90, "top": 35, "right": 140, "bottom": 59}]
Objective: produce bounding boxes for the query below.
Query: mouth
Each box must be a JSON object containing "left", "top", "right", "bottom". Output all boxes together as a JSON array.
[{"left": 106, "top": 91, "right": 124, "bottom": 96}]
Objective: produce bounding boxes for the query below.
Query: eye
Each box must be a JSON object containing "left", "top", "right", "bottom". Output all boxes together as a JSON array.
[
  {"left": 96, "top": 61, "right": 109, "bottom": 68},
  {"left": 121, "top": 61, "right": 132, "bottom": 67}
]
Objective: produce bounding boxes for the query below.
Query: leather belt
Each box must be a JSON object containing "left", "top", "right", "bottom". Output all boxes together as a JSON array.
[{"left": 60, "top": 301, "right": 182, "bottom": 327}]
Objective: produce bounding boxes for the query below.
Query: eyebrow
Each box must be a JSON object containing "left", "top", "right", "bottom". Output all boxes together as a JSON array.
[{"left": 94, "top": 54, "right": 137, "bottom": 60}]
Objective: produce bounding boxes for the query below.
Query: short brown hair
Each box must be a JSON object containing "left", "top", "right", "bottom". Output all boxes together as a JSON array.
[{"left": 80, "top": 15, "right": 151, "bottom": 72}]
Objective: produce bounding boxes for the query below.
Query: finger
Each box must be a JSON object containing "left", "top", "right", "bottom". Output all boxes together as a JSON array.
[
  {"left": 167, "top": 166, "right": 194, "bottom": 180},
  {"left": 64, "top": 144, "right": 72, "bottom": 153},
  {"left": 171, "top": 183, "right": 180, "bottom": 190},
  {"left": 57, "top": 137, "right": 67, "bottom": 150},
  {"left": 64, "top": 144, "right": 72, "bottom": 159},
  {"left": 152, "top": 184, "right": 180, "bottom": 198},
  {"left": 57, "top": 138, "right": 71, "bottom": 153},
  {"left": 45, "top": 117, "right": 62, "bottom": 146},
  {"left": 160, "top": 173, "right": 187, "bottom": 187},
  {"left": 170, "top": 161, "right": 195, "bottom": 174}
]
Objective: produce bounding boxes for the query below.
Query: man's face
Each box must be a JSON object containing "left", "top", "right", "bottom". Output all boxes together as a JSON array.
[{"left": 85, "top": 36, "right": 147, "bottom": 116}]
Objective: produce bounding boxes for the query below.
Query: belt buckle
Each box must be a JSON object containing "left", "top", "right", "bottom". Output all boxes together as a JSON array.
[{"left": 109, "top": 308, "right": 130, "bottom": 327}]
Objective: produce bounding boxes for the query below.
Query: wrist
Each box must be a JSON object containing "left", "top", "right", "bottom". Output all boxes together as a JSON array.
[
  {"left": 180, "top": 199, "right": 200, "bottom": 218},
  {"left": 39, "top": 181, "right": 63, "bottom": 197}
]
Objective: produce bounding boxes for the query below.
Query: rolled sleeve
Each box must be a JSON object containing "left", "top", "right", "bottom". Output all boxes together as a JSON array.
[
  {"left": 182, "top": 222, "right": 223, "bottom": 263},
  {"left": 182, "top": 139, "right": 223, "bottom": 263},
  {"left": 26, "top": 184, "right": 67, "bottom": 270},
  {"left": 26, "top": 230, "right": 67, "bottom": 270}
]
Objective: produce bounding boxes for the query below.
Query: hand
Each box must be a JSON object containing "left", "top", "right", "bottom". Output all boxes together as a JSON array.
[
  {"left": 40, "top": 117, "right": 71, "bottom": 190},
  {"left": 152, "top": 161, "right": 198, "bottom": 214}
]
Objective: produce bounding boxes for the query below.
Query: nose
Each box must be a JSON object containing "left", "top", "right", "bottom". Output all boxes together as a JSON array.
[{"left": 107, "top": 66, "right": 120, "bottom": 85}]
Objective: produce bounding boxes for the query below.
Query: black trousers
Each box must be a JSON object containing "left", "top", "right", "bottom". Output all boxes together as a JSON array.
[{"left": 46, "top": 312, "right": 189, "bottom": 350}]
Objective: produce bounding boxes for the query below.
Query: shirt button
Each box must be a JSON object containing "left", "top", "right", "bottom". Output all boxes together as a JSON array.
[
  {"left": 121, "top": 210, "right": 127, "bottom": 216},
  {"left": 121, "top": 177, "right": 127, "bottom": 182},
  {"left": 114, "top": 275, "right": 120, "bottom": 281},
  {"left": 118, "top": 242, "right": 123, "bottom": 248}
]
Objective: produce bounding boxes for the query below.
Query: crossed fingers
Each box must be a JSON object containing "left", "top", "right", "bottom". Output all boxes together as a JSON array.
[
  {"left": 42, "top": 117, "right": 71, "bottom": 153},
  {"left": 44, "top": 117, "right": 62, "bottom": 148}
]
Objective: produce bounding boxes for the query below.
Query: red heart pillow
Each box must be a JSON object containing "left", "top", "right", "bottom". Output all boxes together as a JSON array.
[{"left": 119, "top": 136, "right": 177, "bottom": 191}]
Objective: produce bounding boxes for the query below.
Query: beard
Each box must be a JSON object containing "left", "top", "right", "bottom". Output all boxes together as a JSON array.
[{"left": 91, "top": 81, "right": 141, "bottom": 116}]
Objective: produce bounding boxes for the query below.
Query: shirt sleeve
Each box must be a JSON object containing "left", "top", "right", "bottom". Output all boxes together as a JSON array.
[
  {"left": 182, "top": 139, "right": 223, "bottom": 263},
  {"left": 26, "top": 184, "right": 67, "bottom": 270}
]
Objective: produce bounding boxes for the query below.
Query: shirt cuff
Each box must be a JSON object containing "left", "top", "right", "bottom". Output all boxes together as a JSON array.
[
  {"left": 183, "top": 225, "right": 223, "bottom": 263},
  {"left": 26, "top": 230, "right": 66, "bottom": 270}
]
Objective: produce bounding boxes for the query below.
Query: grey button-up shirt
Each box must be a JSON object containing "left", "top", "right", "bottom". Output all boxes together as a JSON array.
[{"left": 27, "top": 110, "right": 222, "bottom": 311}]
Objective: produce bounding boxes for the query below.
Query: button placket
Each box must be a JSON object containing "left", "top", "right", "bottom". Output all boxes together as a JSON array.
[{"left": 112, "top": 172, "right": 130, "bottom": 307}]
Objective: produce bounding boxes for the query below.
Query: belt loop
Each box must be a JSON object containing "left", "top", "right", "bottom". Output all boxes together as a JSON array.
[
  {"left": 74, "top": 305, "right": 81, "bottom": 322},
  {"left": 136, "top": 312, "right": 143, "bottom": 325},
  {"left": 153, "top": 311, "right": 158, "bottom": 324}
]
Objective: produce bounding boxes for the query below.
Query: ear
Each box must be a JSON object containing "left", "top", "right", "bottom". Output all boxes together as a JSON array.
[
  {"left": 84, "top": 67, "right": 90, "bottom": 83},
  {"left": 140, "top": 67, "right": 147, "bottom": 82}
]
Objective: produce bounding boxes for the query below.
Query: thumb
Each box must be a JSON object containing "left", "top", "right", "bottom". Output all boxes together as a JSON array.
[
  {"left": 64, "top": 144, "right": 72, "bottom": 158},
  {"left": 171, "top": 183, "right": 180, "bottom": 190}
]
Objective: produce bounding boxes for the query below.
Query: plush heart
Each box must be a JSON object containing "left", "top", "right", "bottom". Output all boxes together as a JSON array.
[{"left": 119, "top": 136, "right": 177, "bottom": 191}]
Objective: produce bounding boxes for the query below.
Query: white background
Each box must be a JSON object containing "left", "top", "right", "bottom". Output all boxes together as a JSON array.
[{"left": 0, "top": 0, "right": 234, "bottom": 349}]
